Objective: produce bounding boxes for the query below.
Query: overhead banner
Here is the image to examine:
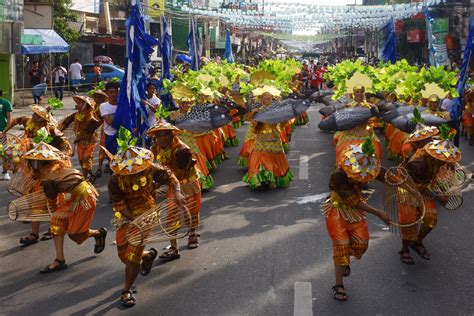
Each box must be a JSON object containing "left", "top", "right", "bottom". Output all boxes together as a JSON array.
[{"left": 149, "top": 0, "right": 165, "bottom": 18}]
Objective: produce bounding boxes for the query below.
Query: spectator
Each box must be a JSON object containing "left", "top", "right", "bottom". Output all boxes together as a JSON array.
[
  {"left": 94, "top": 61, "right": 102, "bottom": 85},
  {"left": 69, "top": 59, "right": 84, "bottom": 94},
  {"left": 0, "top": 89, "right": 12, "bottom": 180},
  {"left": 29, "top": 61, "right": 43, "bottom": 87},
  {"left": 52, "top": 62, "right": 67, "bottom": 100},
  {"left": 100, "top": 81, "right": 120, "bottom": 172},
  {"left": 145, "top": 82, "right": 161, "bottom": 128},
  {"left": 32, "top": 82, "right": 48, "bottom": 104}
]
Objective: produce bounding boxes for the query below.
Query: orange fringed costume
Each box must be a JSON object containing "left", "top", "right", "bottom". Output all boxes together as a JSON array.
[
  {"left": 243, "top": 122, "right": 293, "bottom": 189},
  {"left": 237, "top": 123, "right": 255, "bottom": 167}
]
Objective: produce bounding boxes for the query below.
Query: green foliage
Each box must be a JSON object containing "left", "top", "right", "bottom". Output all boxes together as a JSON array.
[
  {"left": 110, "top": 77, "right": 120, "bottom": 84},
  {"left": 324, "top": 59, "right": 459, "bottom": 100},
  {"left": 33, "top": 127, "right": 53, "bottom": 144},
  {"left": 412, "top": 107, "right": 424, "bottom": 124},
  {"left": 361, "top": 137, "right": 375, "bottom": 156},
  {"left": 239, "top": 81, "right": 255, "bottom": 98},
  {"left": 52, "top": 0, "right": 80, "bottom": 46},
  {"left": 47, "top": 97, "right": 64, "bottom": 110},
  {"left": 0, "top": 144, "right": 4, "bottom": 158},
  {"left": 117, "top": 126, "right": 137, "bottom": 152},
  {"left": 161, "top": 79, "right": 172, "bottom": 94},
  {"left": 438, "top": 124, "right": 454, "bottom": 141},
  {"left": 154, "top": 104, "right": 170, "bottom": 119}
]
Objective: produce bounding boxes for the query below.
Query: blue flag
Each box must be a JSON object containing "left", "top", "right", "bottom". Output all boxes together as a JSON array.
[
  {"left": 161, "top": 17, "right": 172, "bottom": 81},
  {"left": 187, "top": 17, "right": 200, "bottom": 71},
  {"left": 112, "top": 0, "right": 159, "bottom": 136},
  {"left": 451, "top": 18, "right": 474, "bottom": 121},
  {"left": 224, "top": 30, "right": 234, "bottom": 63},
  {"left": 382, "top": 18, "right": 397, "bottom": 64}
]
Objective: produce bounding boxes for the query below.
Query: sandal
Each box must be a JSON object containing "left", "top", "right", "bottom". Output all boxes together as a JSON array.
[
  {"left": 94, "top": 228, "right": 107, "bottom": 254},
  {"left": 399, "top": 250, "right": 415, "bottom": 264},
  {"left": 19, "top": 233, "right": 39, "bottom": 246},
  {"left": 40, "top": 259, "right": 68, "bottom": 273},
  {"left": 120, "top": 290, "right": 136, "bottom": 308},
  {"left": 410, "top": 243, "right": 431, "bottom": 260},
  {"left": 95, "top": 169, "right": 102, "bottom": 178},
  {"left": 188, "top": 233, "right": 199, "bottom": 249},
  {"left": 343, "top": 265, "right": 351, "bottom": 277},
  {"left": 140, "top": 248, "right": 158, "bottom": 276},
  {"left": 159, "top": 247, "right": 180, "bottom": 261},
  {"left": 40, "top": 230, "right": 54, "bottom": 241},
  {"left": 332, "top": 285, "right": 347, "bottom": 302}
]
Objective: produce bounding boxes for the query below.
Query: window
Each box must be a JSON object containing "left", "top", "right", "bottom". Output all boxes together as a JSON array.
[
  {"left": 83, "top": 65, "right": 94, "bottom": 74},
  {"left": 102, "top": 66, "right": 114, "bottom": 73}
]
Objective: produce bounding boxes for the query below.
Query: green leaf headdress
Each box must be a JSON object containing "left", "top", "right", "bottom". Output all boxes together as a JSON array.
[
  {"left": 33, "top": 127, "right": 53, "bottom": 144},
  {"left": 47, "top": 97, "right": 64, "bottom": 110},
  {"left": 117, "top": 126, "right": 138, "bottom": 152}
]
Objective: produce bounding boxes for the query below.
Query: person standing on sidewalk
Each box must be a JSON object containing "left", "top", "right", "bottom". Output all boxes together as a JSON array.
[
  {"left": 100, "top": 82, "right": 119, "bottom": 172},
  {"left": 52, "top": 63, "right": 67, "bottom": 100},
  {"left": 0, "top": 89, "right": 12, "bottom": 180},
  {"left": 69, "top": 59, "right": 84, "bottom": 94}
]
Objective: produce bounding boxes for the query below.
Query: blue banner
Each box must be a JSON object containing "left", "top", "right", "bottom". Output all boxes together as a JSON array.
[
  {"left": 381, "top": 18, "right": 397, "bottom": 64},
  {"left": 187, "top": 17, "right": 200, "bottom": 71},
  {"left": 112, "top": 0, "right": 159, "bottom": 136},
  {"left": 224, "top": 30, "right": 235, "bottom": 63}
]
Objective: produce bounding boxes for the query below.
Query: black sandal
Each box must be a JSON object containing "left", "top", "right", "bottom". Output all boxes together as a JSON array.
[
  {"left": 332, "top": 285, "right": 347, "bottom": 302},
  {"left": 94, "top": 228, "right": 107, "bottom": 254},
  {"left": 120, "top": 290, "right": 136, "bottom": 308},
  {"left": 159, "top": 247, "right": 180, "bottom": 261},
  {"left": 40, "top": 259, "right": 68, "bottom": 273},
  {"left": 188, "top": 233, "right": 199, "bottom": 249},
  {"left": 343, "top": 265, "right": 351, "bottom": 277},
  {"left": 95, "top": 169, "right": 102, "bottom": 178},
  {"left": 140, "top": 248, "right": 158, "bottom": 276},
  {"left": 20, "top": 233, "right": 39, "bottom": 246},
  {"left": 399, "top": 250, "right": 415, "bottom": 264},
  {"left": 410, "top": 243, "right": 431, "bottom": 260}
]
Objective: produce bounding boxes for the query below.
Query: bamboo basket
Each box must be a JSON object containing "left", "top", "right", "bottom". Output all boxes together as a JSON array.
[{"left": 8, "top": 190, "right": 52, "bottom": 222}]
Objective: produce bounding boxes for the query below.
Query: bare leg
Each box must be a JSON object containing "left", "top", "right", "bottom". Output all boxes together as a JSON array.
[{"left": 124, "top": 262, "right": 140, "bottom": 292}]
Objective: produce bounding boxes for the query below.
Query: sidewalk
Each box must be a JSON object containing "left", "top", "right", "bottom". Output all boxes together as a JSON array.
[{"left": 12, "top": 92, "right": 80, "bottom": 119}]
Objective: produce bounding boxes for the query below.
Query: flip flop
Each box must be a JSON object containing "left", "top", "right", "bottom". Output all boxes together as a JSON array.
[
  {"left": 20, "top": 233, "right": 39, "bottom": 246},
  {"left": 399, "top": 250, "right": 415, "bottom": 264},
  {"left": 140, "top": 248, "right": 158, "bottom": 276},
  {"left": 332, "top": 285, "right": 347, "bottom": 302},
  {"left": 159, "top": 247, "right": 180, "bottom": 261},
  {"left": 40, "top": 259, "right": 68, "bottom": 273},
  {"left": 410, "top": 243, "right": 431, "bottom": 260},
  {"left": 94, "top": 228, "right": 107, "bottom": 254},
  {"left": 120, "top": 290, "right": 136, "bottom": 308}
]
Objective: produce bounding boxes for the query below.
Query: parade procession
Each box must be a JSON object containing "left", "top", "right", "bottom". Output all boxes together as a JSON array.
[{"left": 0, "top": 0, "right": 474, "bottom": 314}]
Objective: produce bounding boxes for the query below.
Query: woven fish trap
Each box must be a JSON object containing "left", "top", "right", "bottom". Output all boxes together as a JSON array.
[
  {"left": 7, "top": 167, "right": 35, "bottom": 197},
  {"left": 8, "top": 190, "right": 52, "bottom": 222},
  {"left": 430, "top": 165, "right": 464, "bottom": 210},
  {"left": 125, "top": 197, "right": 198, "bottom": 247},
  {"left": 384, "top": 167, "right": 425, "bottom": 233}
]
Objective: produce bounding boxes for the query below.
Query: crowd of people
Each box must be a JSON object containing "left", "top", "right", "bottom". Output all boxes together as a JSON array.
[{"left": 1, "top": 53, "right": 472, "bottom": 308}]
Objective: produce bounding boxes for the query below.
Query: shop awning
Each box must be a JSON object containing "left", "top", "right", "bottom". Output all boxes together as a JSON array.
[{"left": 21, "top": 29, "right": 69, "bottom": 55}]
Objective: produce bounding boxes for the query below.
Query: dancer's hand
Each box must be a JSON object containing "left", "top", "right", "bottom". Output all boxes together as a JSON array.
[{"left": 378, "top": 211, "right": 392, "bottom": 226}]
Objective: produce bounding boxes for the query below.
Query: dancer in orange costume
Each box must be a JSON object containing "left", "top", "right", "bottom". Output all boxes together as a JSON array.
[
  {"left": 90, "top": 89, "right": 109, "bottom": 178},
  {"left": 324, "top": 137, "right": 390, "bottom": 301},
  {"left": 59, "top": 96, "right": 102, "bottom": 180},
  {"left": 148, "top": 120, "right": 202, "bottom": 256},
  {"left": 243, "top": 87, "right": 293, "bottom": 189},
  {"left": 108, "top": 137, "right": 183, "bottom": 307},
  {"left": 22, "top": 141, "right": 106, "bottom": 273},
  {"left": 3, "top": 104, "right": 72, "bottom": 245}
]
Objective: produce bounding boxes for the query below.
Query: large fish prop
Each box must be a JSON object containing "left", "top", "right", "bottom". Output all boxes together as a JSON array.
[
  {"left": 391, "top": 113, "right": 447, "bottom": 133},
  {"left": 381, "top": 105, "right": 426, "bottom": 122},
  {"left": 309, "top": 90, "right": 334, "bottom": 103},
  {"left": 175, "top": 104, "right": 233, "bottom": 133},
  {"left": 318, "top": 106, "right": 380, "bottom": 131},
  {"left": 253, "top": 99, "right": 310, "bottom": 124}
]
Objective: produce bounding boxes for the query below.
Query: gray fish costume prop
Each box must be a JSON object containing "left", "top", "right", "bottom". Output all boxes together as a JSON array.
[
  {"left": 318, "top": 106, "right": 379, "bottom": 131},
  {"left": 175, "top": 104, "right": 233, "bottom": 133},
  {"left": 252, "top": 99, "right": 310, "bottom": 124},
  {"left": 309, "top": 90, "right": 334, "bottom": 102},
  {"left": 390, "top": 113, "right": 447, "bottom": 133},
  {"left": 381, "top": 105, "right": 426, "bottom": 122}
]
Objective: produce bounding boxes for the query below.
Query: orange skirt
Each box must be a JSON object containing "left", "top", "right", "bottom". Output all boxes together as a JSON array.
[
  {"left": 77, "top": 143, "right": 96, "bottom": 171},
  {"left": 195, "top": 133, "right": 223, "bottom": 163},
  {"left": 387, "top": 129, "right": 407, "bottom": 157},
  {"left": 247, "top": 151, "right": 289, "bottom": 178},
  {"left": 50, "top": 194, "right": 96, "bottom": 245},
  {"left": 238, "top": 139, "right": 255, "bottom": 165}
]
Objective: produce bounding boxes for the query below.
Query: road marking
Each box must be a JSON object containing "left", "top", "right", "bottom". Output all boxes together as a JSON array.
[
  {"left": 295, "top": 192, "right": 330, "bottom": 205},
  {"left": 299, "top": 155, "right": 308, "bottom": 180},
  {"left": 294, "top": 282, "right": 313, "bottom": 316}
]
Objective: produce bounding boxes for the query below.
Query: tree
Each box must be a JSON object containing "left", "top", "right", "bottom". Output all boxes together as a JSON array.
[{"left": 52, "top": 0, "right": 81, "bottom": 46}]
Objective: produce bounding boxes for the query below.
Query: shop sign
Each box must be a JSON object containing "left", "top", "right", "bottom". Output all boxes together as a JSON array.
[{"left": 407, "top": 29, "right": 425, "bottom": 43}]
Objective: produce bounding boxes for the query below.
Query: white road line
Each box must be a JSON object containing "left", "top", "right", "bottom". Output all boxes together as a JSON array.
[
  {"left": 294, "top": 282, "right": 313, "bottom": 316},
  {"left": 299, "top": 155, "right": 309, "bottom": 180}
]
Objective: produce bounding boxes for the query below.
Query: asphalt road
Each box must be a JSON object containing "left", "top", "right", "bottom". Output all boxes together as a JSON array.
[{"left": 1, "top": 103, "right": 474, "bottom": 316}]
